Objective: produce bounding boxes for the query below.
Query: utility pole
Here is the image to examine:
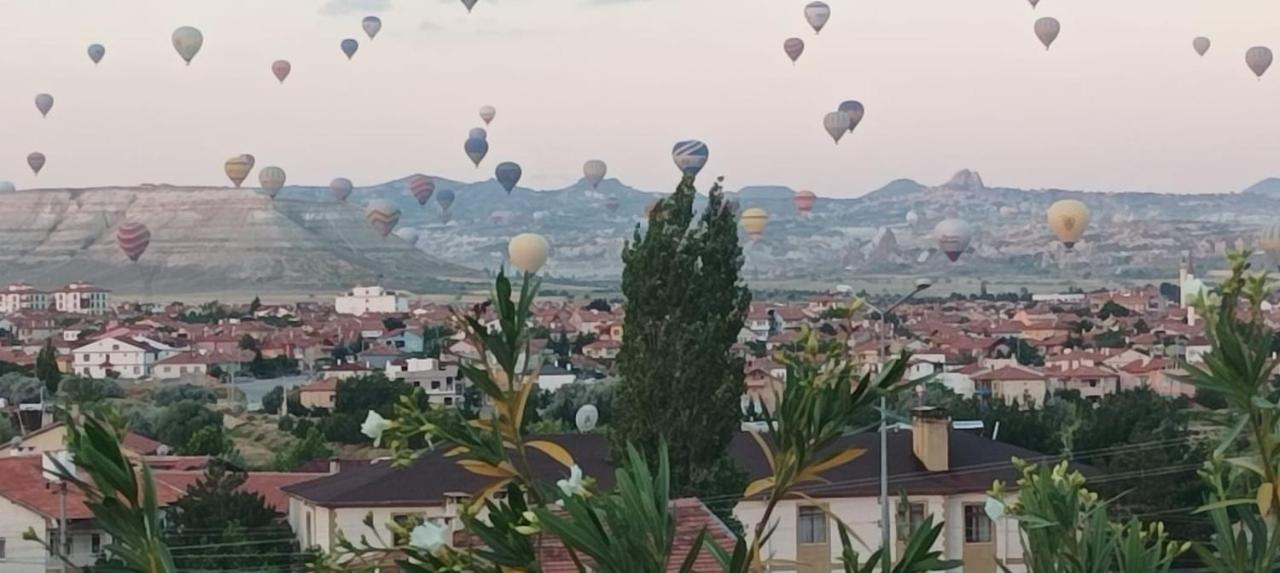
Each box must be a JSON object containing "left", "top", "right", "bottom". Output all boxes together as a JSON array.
[{"left": 58, "top": 480, "right": 68, "bottom": 573}]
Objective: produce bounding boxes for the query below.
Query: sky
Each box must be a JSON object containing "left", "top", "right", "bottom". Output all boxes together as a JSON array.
[{"left": 1, "top": 0, "right": 1279, "bottom": 196}]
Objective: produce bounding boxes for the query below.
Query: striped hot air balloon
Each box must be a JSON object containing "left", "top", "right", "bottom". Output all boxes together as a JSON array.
[
  {"left": 365, "top": 200, "right": 401, "bottom": 238},
  {"left": 672, "top": 140, "right": 709, "bottom": 177},
  {"left": 741, "top": 208, "right": 769, "bottom": 241},
  {"left": 259, "top": 166, "right": 286, "bottom": 199},
  {"left": 793, "top": 190, "right": 816, "bottom": 216},
  {"left": 934, "top": 218, "right": 973, "bottom": 262},
  {"left": 408, "top": 175, "right": 435, "bottom": 205},
  {"left": 330, "top": 177, "right": 354, "bottom": 202},
  {"left": 116, "top": 222, "right": 151, "bottom": 262},
  {"left": 225, "top": 155, "right": 254, "bottom": 187},
  {"left": 584, "top": 160, "right": 607, "bottom": 188}
]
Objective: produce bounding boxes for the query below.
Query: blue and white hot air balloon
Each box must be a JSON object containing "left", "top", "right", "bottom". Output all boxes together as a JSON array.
[
  {"left": 495, "top": 162, "right": 522, "bottom": 194},
  {"left": 465, "top": 137, "right": 489, "bottom": 167},
  {"left": 672, "top": 140, "right": 709, "bottom": 177},
  {"left": 341, "top": 39, "right": 359, "bottom": 59}
]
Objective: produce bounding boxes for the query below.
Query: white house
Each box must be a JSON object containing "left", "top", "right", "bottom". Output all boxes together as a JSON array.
[
  {"left": 0, "top": 284, "right": 48, "bottom": 313},
  {"left": 385, "top": 358, "right": 462, "bottom": 407},
  {"left": 0, "top": 456, "right": 112, "bottom": 573},
  {"left": 52, "top": 283, "right": 110, "bottom": 315},
  {"left": 72, "top": 336, "right": 180, "bottom": 379},
  {"left": 335, "top": 285, "right": 409, "bottom": 316}
]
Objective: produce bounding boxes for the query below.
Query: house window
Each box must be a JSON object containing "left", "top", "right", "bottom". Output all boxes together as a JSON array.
[
  {"left": 1088, "top": 379, "right": 1098, "bottom": 388},
  {"left": 443, "top": 397, "right": 453, "bottom": 406},
  {"left": 391, "top": 513, "right": 425, "bottom": 546},
  {"left": 897, "top": 502, "right": 927, "bottom": 541},
  {"left": 797, "top": 506, "right": 827, "bottom": 544},
  {"left": 112, "top": 344, "right": 119, "bottom": 351},
  {"left": 91, "top": 534, "right": 102, "bottom": 554},
  {"left": 964, "top": 505, "right": 992, "bottom": 543},
  {"left": 431, "top": 381, "right": 440, "bottom": 390}
]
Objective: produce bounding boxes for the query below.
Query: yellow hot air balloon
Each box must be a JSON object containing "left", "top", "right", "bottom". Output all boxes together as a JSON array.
[
  {"left": 1046, "top": 199, "right": 1091, "bottom": 249},
  {"left": 224, "top": 155, "right": 254, "bottom": 187},
  {"left": 508, "top": 233, "right": 551, "bottom": 273},
  {"left": 741, "top": 208, "right": 769, "bottom": 241}
]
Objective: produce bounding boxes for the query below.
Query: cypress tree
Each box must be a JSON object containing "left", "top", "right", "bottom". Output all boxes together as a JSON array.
[
  {"left": 36, "top": 339, "right": 61, "bottom": 393},
  {"left": 613, "top": 174, "right": 751, "bottom": 517}
]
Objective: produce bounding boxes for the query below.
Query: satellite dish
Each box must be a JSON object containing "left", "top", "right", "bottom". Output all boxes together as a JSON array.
[{"left": 575, "top": 404, "right": 599, "bottom": 432}]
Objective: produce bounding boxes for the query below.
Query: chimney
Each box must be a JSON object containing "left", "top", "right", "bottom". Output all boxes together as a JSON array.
[
  {"left": 328, "top": 457, "right": 341, "bottom": 474},
  {"left": 911, "top": 406, "right": 950, "bottom": 472}
]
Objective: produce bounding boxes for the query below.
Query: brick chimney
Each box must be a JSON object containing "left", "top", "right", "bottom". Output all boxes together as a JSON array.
[{"left": 911, "top": 406, "right": 950, "bottom": 472}]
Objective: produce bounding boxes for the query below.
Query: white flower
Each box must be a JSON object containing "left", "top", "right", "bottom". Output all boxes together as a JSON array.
[
  {"left": 361, "top": 411, "right": 390, "bottom": 446},
  {"left": 557, "top": 464, "right": 588, "bottom": 498},
  {"left": 409, "top": 520, "right": 448, "bottom": 555},
  {"left": 984, "top": 496, "right": 1005, "bottom": 521}
]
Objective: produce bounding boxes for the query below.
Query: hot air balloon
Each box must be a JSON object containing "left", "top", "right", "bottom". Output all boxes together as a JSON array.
[
  {"left": 27, "top": 153, "right": 45, "bottom": 176},
  {"left": 837, "top": 101, "right": 865, "bottom": 133},
  {"left": 172, "top": 26, "right": 203, "bottom": 65},
  {"left": 508, "top": 233, "right": 551, "bottom": 273},
  {"left": 605, "top": 197, "right": 620, "bottom": 213},
  {"left": 34, "top": 94, "right": 53, "bottom": 118},
  {"left": 1046, "top": 199, "right": 1091, "bottom": 249},
  {"left": 804, "top": 2, "right": 831, "bottom": 34},
  {"left": 341, "top": 39, "right": 359, "bottom": 60},
  {"left": 437, "top": 188, "right": 456, "bottom": 212},
  {"left": 225, "top": 155, "right": 254, "bottom": 187},
  {"left": 905, "top": 210, "right": 920, "bottom": 227},
  {"left": 365, "top": 200, "right": 401, "bottom": 238},
  {"left": 1034, "top": 17, "right": 1060, "bottom": 50},
  {"left": 272, "top": 60, "right": 291, "bottom": 83},
  {"left": 468, "top": 127, "right": 488, "bottom": 141},
  {"left": 116, "top": 222, "right": 151, "bottom": 262},
  {"left": 584, "top": 160, "right": 607, "bottom": 188},
  {"left": 394, "top": 227, "right": 420, "bottom": 244},
  {"left": 465, "top": 137, "right": 489, "bottom": 167},
  {"left": 259, "top": 166, "right": 286, "bottom": 199},
  {"left": 87, "top": 44, "right": 105, "bottom": 65},
  {"left": 934, "top": 218, "right": 972, "bottom": 262},
  {"left": 479, "top": 105, "right": 496, "bottom": 125},
  {"left": 1193, "top": 37, "right": 1211, "bottom": 57},
  {"left": 783, "top": 38, "right": 805, "bottom": 63},
  {"left": 408, "top": 175, "right": 434, "bottom": 205},
  {"left": 331, "top": 177, "right": 354, "bottom": 202},
  {"left": 823, "top": 112, "right": 852, "bottom": 144},
  {"left": 793, "top": 190, "right": 816, "bottom": 216},
  {"left": 1247, "top": 46, "right": 1273, "bottom": 78},
  {"left": 0, "top": 181, "right": 16, "bottom": 193},
  {"left": 741, "top": 208, "right": 769, "bottom": 241},
  {"left": 362, "top": 16, "right": 382, "bottom": 40},
  {"left": 462, "top": 0, "right": 479, "bottom": 12},
  {"left": 1028, "top": 0, "right": 1039, "bottom": 8},
  {"left": 672, "top": 140, "right": 709, "bottom": 177},
  {"left": 496, "top": 162, "right": 522, "bottom": 194}
]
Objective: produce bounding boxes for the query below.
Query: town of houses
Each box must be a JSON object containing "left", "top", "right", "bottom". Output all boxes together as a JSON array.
[{"left": 0, "top": 277, "right": 1231, "bottom": 572}]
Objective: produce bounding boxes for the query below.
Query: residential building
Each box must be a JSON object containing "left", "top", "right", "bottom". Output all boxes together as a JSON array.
[
  {"left": 972, "top": 366, "right": 1048, "bottom": 408},
  {"left": 0, "top": 284, "right": 48, "bottom": 313},
  {"left": 71, "top": 336, "right": 180, "bottom": 379},
  {"left": 52, "top": 283, "right": 110, "bottom": 315},
  {"left": 1048, "top": 365, "right": 1121, "bottom": 401},
  {"left": 151, "top": 352, "right": 214, "bottom": 381},
  {"left": 297, "top": 378, "right": 338, "bottom": 410},
  {"left": 335, "top": 285, "right": 408, "bottom": 316},
  {"left": 385, "top": 358, "right": 461, "bottom": 406},
  {"left": 582, "top": 339, "right": 621, "bottom": 361}
]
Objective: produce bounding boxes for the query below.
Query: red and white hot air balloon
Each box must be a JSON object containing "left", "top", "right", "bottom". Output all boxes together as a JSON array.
[
  {"left": 366, "top": 200, "right": 401, "bottom": 238},
  {"left": 116, "top": 222, "right": 152, "bottom": 262},
  {"left": 793, "top": 190, "right": 816, "bottom": 216},
  {"left": 408, "top": 175, "right": 435, "bottom": 205}
]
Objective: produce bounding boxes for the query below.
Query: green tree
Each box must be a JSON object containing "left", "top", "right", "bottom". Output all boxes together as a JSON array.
[
  {"left": 36, "top": 339, "right": 61, "bottom": 393},
  {"left": 179, "top": 425, "right": 232, "bottom": 456},
  {"left": 155, "top": 401, "right": 222, "bottom": 450},
  {"left": 613, "top": 174, "right": 751, "bottom": 519},
  {"left": 1099, "top": 300, "right": 1132, "bottom": 319},
  {"left": 273, "top": 427, "right": 334, "bottom": 471},
  {"left": 58, "top": 376, "right": 124, "bottom": 404},
  {"left": 238, "top": 334, "right": 258, "bottom": 352},
  {"left": 248, "top": 295, "right": 262, "bottom": 315},
  {"left": 164, "top": 461, "right": 302, "bottom": 572}
]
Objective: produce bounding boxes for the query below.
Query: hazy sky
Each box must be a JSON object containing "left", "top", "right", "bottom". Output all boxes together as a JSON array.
[{"left": 2, "top": 0, "right": 1279, "bottom": 196}]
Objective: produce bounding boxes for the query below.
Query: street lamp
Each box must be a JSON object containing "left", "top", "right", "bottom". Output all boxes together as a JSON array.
[{"left": 867, "top": 278, "right": 931, "bottom": 571}]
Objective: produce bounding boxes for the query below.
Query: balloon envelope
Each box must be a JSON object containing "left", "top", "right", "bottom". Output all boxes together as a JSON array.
[
  {"left": 804, "top": 2, "right": 831, "bottom": 33},
  {"left": 116, "top": 222, "right": 151, "bottom": 262},
  {"left": 1034, "top": 17, "right": 1060, "bottom": 50},
  {"left": 172, "top": 26, "right": 203, "bottom": 65},
  {"left": 1046, "top": 199, "right": 1091, "bottom": 248},
  {"left": 362, "top": 16, "right": 382, "bottom": 40},
  {"left": 1193, "top": 37, "right": 1211, "bottom": 57},
  {"left": 394, "top": 227, "right": 420, "bottom": 244},
  {"left": 365, "top": 200, "right": 401, "bottom": 238},
  {"left": 330, "top": 177, "right": 354, "bottom": 202},
  {"left": 35, "top": 94, "right": 53, "bottom": 118},
  {"left": 437, "top": 188, "right": 456, "bottom": 211},
  {"left": 408, "top": 175, "right": 435, "bottom": 205},
  {"left": 905, "top": 210, "right": 920, "bottom": 226},
  {"left": 823, "top": 112, "right": 852, "bottom": 144},
  {"left": 479, "top": 105, "right": 496, "bottom": 125},
  {"left": 27, "top": 153, "right": 45, "bottom": 175},
  {"left": 0, "top": 181, "right": 15, "bottom": 193},
  {"left": 934, "top": 218, "right": 973, "bottom": 262},
  {"left": 271, "top": 60, "right": 291, "bottom": 83},
  {"left": 341, "top": 39, "right": 359, "bottom": 59},
  {"left": 783, "top": 38, "right": 805, "bottom": 63},
  {"left": 793, "top": 190, "right": 816, "bottom": 215},
  {"left": 584, "top": 160, "right": 607, "bottom": 188},
  {"left": 837, "top": 101, "right": 865, "bottom": 133},
  {"left": 259, "top": 166, "right": 286, "bottom": 199},
  {"left": 462, "top": 0, "right": 478, "bottom": 12},
  {"left": 87, "top": 43, "right": 105, "bottom": 64},
  {"left": 508, "top": 233, "right": 551, "bottom": 273},
  {"left": 468, "top": 127, "right": 488, "bottom": 141},
  {"left": 465, "top": 137, "right": 489, "bottom": 167},
  {"left": 1247, "top": 46, "right": 1273, "bottom": 78},
  {"left": 672, "top": 140, "right": 709, "bottom": 177},
  {"left": 225, "top": 155, "right": 254, "bottom": 187},
  {"left": 495, "top": 162, "right": 523, "bottom": 193},
  {"left": 741, "top": 208, "right": 769, "bottom": 241}
]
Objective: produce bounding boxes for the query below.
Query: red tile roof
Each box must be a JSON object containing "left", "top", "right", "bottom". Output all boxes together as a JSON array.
[
  {"left": 153, "top": 471, "right": 326, "bottom": 512},
  {"left": 973, "top": 366, "right": 1046, "bottom": 381}
]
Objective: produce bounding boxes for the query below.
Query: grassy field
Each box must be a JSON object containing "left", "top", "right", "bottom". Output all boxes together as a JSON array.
[{"left": 226, "top": 412, "right": 388, "bottom": 470}]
